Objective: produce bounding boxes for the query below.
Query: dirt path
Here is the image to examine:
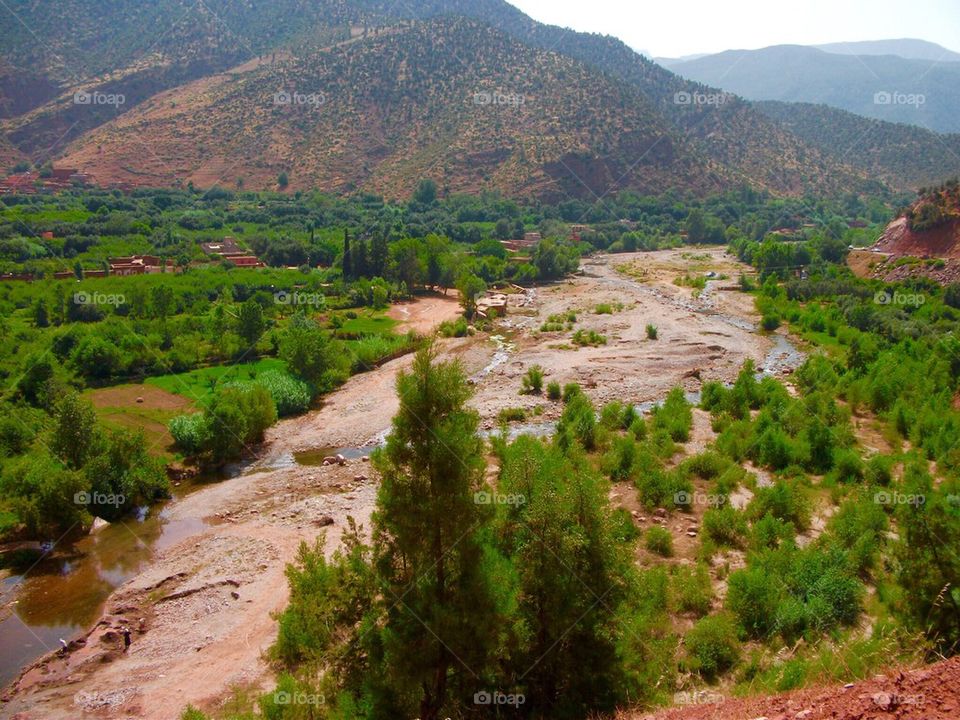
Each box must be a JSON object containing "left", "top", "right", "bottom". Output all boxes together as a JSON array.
[{"left": 1, "top": 248, "right": 788, "bottom": 719}]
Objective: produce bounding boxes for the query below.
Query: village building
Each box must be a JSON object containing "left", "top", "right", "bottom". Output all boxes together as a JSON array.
[{"left": 476, "top": 292, "right": 509, "bottom": 318}]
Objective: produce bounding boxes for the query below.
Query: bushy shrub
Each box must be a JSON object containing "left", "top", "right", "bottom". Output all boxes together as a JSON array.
[
  {"left": 761, "top": 313, "right": 781, "bottom": 331},
  {"left": 497, "top": 407, "right": 527, "bottom": 423},
  {"left": 636, "top": 466, "right": 690, "bottom": 509},
  {"left": 562, "top": 382, "right": 582, "bottom": 402},
  {"left": 830, "top": 448, "right": 864, "bottom": 483},
  {"left": 685, "top": 614, "right": 741, "bottom": 678},
  {"left": 727, "top": 566, "right": 780, "bottom": 638},
  {"left": 645, "top": 526, "right": 673, "bottom": 556},
  {"left": 865, "top": 454, "right": 894, "bottom": 486},
  {"left": 547, "top": 381, "right": 562, "bottom": 400},
  {"left": 702, "top": 506, "right": 747, "bottom": 548},
  {"left": 671, "top": 563, "right": 713, "bottom": 616},
  {"left": 652, "top": 388, "right": 693, "bottom": 442},
  {"left": 556, "top": 392, "right": 597, "bottom": 451},
  {"left": 602, "top": 435, "right": 638, "bottom": 481},
  {"left": 748, "top": 480, "right": 810, "bottom": 531},
  {"left": 645, "top": 324, "right": 658, "bottom": 340},
  {"left": 169, "top": 413, "right": 208, "bottom": 455},
  {"left": 750, "top": 512, "right": 795, "bottom": 551},
  {"left": 254, "top": 370, "right": 312, "bottom": 416},
  {"left": 521, "top": 365, "right": 545, "bottom": 395}
]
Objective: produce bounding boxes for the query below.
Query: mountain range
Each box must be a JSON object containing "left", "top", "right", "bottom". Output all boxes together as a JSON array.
[
  {"left": 0, "top": 1, "right": 958, "bottom": 198},
  {"left": 660, "top": 42, "right": 960, "bottom": 133}
]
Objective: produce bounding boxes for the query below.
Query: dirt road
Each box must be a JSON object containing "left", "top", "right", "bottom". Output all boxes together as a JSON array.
[{"left": 1, "top": 248, "right": 793, "bottom": 719}]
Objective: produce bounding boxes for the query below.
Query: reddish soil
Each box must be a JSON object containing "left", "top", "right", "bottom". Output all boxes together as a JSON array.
[
  {"left": 386, "top": 293, "right": 462, "bottom": 334},
  {"left": 87, "top": 384, "right": 194, "bottom": 413},
  {"left": 874, "top": 217, "right": 960, "bottom": 259},
  {"left": 625, "top": 657, "right": 960, "bottom": 720}
]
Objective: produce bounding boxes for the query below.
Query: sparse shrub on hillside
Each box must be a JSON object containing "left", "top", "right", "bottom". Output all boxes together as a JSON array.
[
  {"left": 671, "top": 563, "right": 713, "bottom": 616},
  {"left": 645, "top": 526, "right": 673, "bottom": 557},
  {"left": 685, "top": 614, "right": 741, "bottom": 679},
  {"left": 547, "top": 381, "right": 562, "bottom": 400},
  {"left": 521, "top": 364, "right": 545, "bottom": 395},
  {"left": 652, "top": 388, "right": 693, "bottom": 442}
]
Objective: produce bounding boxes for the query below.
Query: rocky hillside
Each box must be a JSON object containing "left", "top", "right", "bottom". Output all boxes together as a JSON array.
[
  {"left": 0, "top": 0, "right": 886, "bottom": 198},
  {"left": 53, "top": 19, "right": 734, "bottom": 200},
  {"left": 849, "top": 180, "right": 960, "bottom": 283},
  {"left": 875, "top": 181, "right": 960, "bottom": 255},
  {"left": 756, "top": 101, "right": 960, "bottom": 191}
]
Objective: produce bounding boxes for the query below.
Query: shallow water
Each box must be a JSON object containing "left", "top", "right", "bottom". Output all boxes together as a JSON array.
[{"left": 0, "top": 477, "right": 216, "bottom": 688}]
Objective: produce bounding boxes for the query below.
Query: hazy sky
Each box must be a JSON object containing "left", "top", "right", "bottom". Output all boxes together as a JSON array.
[{"left": 508, "top": 0, "right": 960, "bottom": 58}]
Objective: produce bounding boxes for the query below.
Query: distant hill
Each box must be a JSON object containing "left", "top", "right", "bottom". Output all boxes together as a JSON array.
[
  {"left": 814, "top": 38, "right": 960, "bottom": 63},
  {"left": 661, "top": 44, "right": 960, "bottom": 133},
  {"left": 755, "top": 100, "right": 960, "bottom": 190}
]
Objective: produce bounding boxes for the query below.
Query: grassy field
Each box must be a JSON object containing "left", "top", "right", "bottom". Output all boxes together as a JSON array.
[
  {"left": 338, "top": 312, "right": 398, "bottom": 336},
  {"left": 145, "top": 358, "right": 287, "bottom": 402}
]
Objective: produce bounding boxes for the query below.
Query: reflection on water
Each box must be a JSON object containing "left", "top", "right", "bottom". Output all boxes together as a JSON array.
[{"left": 0, "top": 480, "right": 213, "bottom": 688}]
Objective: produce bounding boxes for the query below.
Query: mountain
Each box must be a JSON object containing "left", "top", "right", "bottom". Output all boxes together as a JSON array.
[
  {"left": 0, "top": 0, "right": 929, "bottom": 198},
  {"left": 661, "top": 45, "right": 960, "bottom": 133},
  {"left": 755, "top": 101, "right": 960, "bottom": 190},
  {"left": 814, "top": 38, "right": 960, "bottom": 63},
  {"left": 52, "top": 19, "right": 731, "bottom": 200}
]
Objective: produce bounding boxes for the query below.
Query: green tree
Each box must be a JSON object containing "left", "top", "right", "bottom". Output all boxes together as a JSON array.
[
  {"left": 84, "top": 429, "right": 169, "bottom": 520},
  {"left": 32, "top": 299, "right": 49, "bottom": 328},
  {"left": 371, "top": 346, "right": 504, "bottom": 720},
  {"left": 280, "top": 315, "right": 345, "bottom": 389},
  {"left": 895, "top": 466, "right": 960, "bottom": 652},
  {"left": 456, "top": 271, "right": 486, "bottom": 318},
  {"left": 235, "top": 298, "right": 266, "bottom": 350},
  {"left": 496, "top": 436, "right": 635, "bottom": 716},
  {"left": 50, "top": 392, "right": 101, "bottom": 469},
  {"left": 1, "top": 453, "right": 89, "bottom": 536},
  {"left": 151, "top": 285, "right": 175, "bottom": 320},
  {"left": 412, "top": 178, "right": 438, "bottom": 205}
]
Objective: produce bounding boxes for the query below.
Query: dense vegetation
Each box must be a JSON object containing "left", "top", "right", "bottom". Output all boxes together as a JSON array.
[
  {"left": 0, "top": 184, "right": 894, "bottom": 542},
  {"left": 175, "top": 184, "right": 960, "bottom": 718}
]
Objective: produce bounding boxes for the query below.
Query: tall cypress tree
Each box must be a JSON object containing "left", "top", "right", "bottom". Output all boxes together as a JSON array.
[
  {"left": 343, "top": 228, "right": 352, "bottom": 280},
  {"left": 372, "top": 345, "right": 505, "bottom": 720}
]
